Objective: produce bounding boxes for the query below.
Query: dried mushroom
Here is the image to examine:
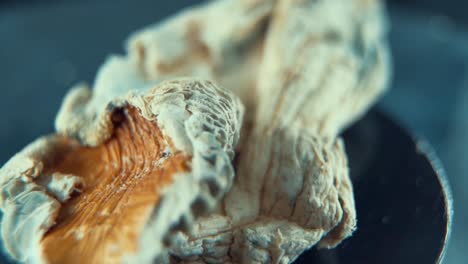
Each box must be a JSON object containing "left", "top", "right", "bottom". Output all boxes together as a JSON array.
[
  {"left": 0, "top": 80, "right": 243, "bottom": 263},
  {"left": 0, "top": 0, "right": 390, "bottom": 263}
]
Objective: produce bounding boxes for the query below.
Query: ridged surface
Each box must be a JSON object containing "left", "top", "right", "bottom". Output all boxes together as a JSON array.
[{"left": 41, "top": 106, "right": 190, "bottom": 264}]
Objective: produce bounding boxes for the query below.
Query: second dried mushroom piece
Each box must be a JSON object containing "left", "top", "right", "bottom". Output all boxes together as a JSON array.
[{"left": 0, "top": 79, "right": 244, "bottom": 264}]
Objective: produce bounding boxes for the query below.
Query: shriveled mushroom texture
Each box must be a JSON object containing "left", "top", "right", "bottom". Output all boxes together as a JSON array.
[
  {"left": 128, "top": 0, "right": 389, "bottom": 263},
  {"left": 0, "top": 80, "right": 244, "bottom": 264},
  {"left": 0, "top": 0, "right": 389, "bottom": 263}
]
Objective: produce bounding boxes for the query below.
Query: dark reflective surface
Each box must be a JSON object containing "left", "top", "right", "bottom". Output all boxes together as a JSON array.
[{"left": 295, "top": 110, "right": 452, "bottom": 264}]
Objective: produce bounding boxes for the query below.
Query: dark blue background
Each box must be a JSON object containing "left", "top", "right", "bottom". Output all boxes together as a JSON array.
[{"left": 0, "top": 1, "right": 466, "bottom": 263}]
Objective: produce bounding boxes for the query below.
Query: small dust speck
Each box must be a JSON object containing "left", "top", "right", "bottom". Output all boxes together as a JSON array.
[{"left": 73, "top": 226, "right": 86, "bottom": 240}]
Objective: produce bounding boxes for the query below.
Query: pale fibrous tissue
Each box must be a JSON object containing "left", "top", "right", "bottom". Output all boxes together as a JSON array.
[{"left": 0, "top": 0, "right": 390, "bottom": 263}]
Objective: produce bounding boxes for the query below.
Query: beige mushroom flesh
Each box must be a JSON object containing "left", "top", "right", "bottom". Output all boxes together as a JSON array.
[{"left": 0, "top": 0, "right": 390, "bottom": 263}]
